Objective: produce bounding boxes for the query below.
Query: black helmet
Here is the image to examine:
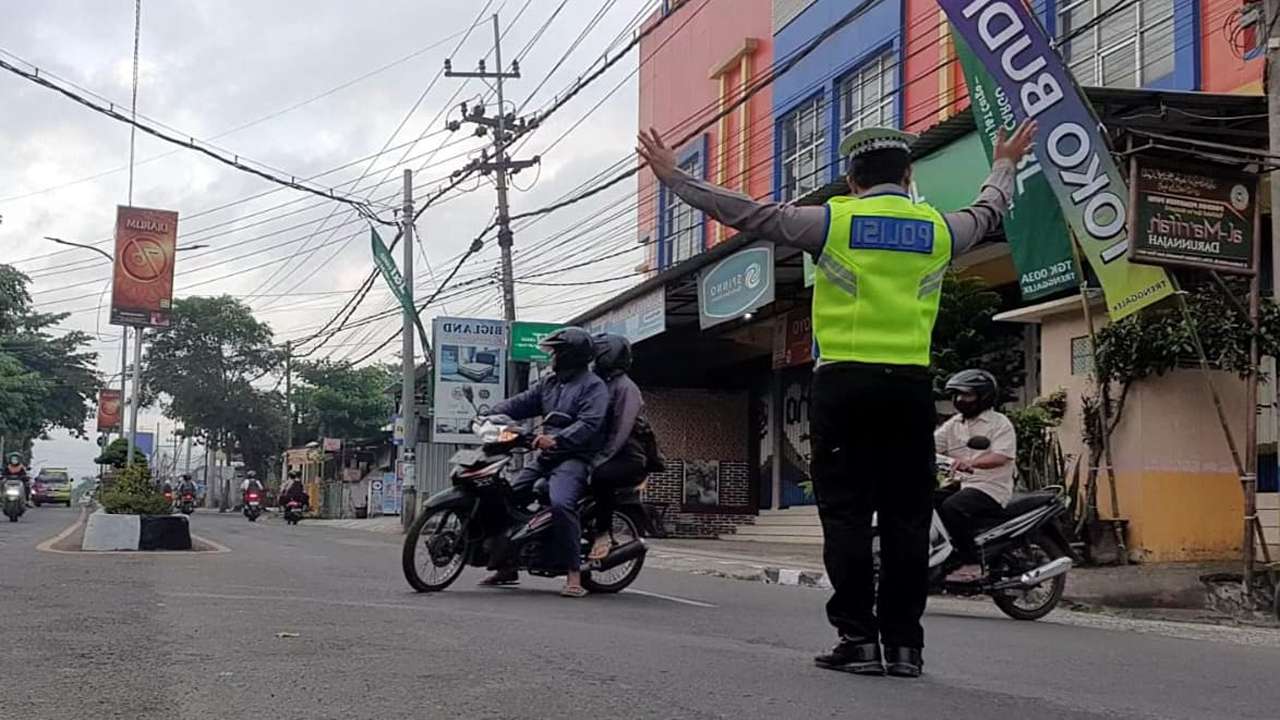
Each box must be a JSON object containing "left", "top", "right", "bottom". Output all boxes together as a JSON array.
[
  {"left": 592, "top": 333, "right": 632, "bottom": 378},
  {"left": 945, "top": 369, "right": 998, "bottom": 418},
  {"left": 5, "top": 453, "right": 20, "bottom": 465},
  {"left": 180, "top": 473, "right": 191, "bottom": 481},
  {"left": 539, "top": 326, "right": 594, "bottom": 373}
]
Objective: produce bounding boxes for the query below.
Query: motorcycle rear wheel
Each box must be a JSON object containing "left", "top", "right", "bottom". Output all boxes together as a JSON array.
[
  {"left": 992, "top": 537, "right": 1067, "bottom": 621},
  {"left": 403, "top": 507, "right": 468, "bottom": 592},
  {"left": 581, "top": 511, "right": 645, "bottom": 594}
]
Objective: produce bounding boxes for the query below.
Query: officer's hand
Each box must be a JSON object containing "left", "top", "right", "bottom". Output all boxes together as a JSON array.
[
  {"left": 533, "top": 434, "right": 557, "bottom": 451},
  {"left": 993, "top": 121, "right": 1037, "bottom": 165},
  {"left": 636, "top": 128, "right": 679, "bottom": 183}
]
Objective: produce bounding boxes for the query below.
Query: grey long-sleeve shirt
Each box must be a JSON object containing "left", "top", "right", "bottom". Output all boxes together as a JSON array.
[{"left": 662, "top": 158, "right": 1016, "bottom": 258}]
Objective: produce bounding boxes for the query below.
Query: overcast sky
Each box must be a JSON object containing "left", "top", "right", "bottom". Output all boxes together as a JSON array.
[{"left": 1, "top": 0, "right": 649, "bottom": 477}]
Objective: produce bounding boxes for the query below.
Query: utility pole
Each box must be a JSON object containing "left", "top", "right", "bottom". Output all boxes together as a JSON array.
[
  {"left": 445, "top": 13, "right": 540, "bottom": 394},
  {"left": 283, "top": 341, "right": 293, "bottom": 482},
  {"left": 1263, "top": 0, "right": 1280, "bottom": 588},
  {"left": 126, "top": 328, "right": 142, "bottom": 469},
  {"left": 400, "top": 169, "right": 418, "bottom": 529}
]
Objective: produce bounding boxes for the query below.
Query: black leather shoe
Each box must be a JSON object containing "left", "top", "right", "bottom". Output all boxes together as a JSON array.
[
  {"left": 814, "top": 638, "right": 884, "bottom": 675},
  {"left": 884, "top": 646, "right": 923, "bottom": 678}
]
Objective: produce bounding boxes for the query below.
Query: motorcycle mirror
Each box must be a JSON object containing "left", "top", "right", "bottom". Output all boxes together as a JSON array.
[{"left": 967, "top": 435, "right": 992, "bottom": 451}]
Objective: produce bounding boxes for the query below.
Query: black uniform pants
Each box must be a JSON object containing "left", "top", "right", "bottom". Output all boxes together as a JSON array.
[{"left": 810, "top": 362, "right": 935, "bottom": 649}]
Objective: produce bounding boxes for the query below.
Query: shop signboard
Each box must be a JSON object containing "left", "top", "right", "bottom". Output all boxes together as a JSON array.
[
  {"left": 111, "top": 205, "right": 179, "bottom": 328},
  {"left": 368, "top": 478, "right": 383, "bottom": 515},
  {"left": 585, "top": 288, "right": 666, "bottom": 343},
  {"left": 951, "top": 43, "right": 1078, "bottom": 299},
  {"left": 510, "top": 321, "right": 563, "bottom": 362},
  {"left": 698, "top": 242, "right": 774, "bottom": 329},
  {"left": 431, "top": 316, "right": 508, "bottom": 444},
  {"left": 772, "top": 308, "right": 812, "bottom": 369},
  {"left": 322, "top": 437, "right": 342, "bottom": 452},
  {"left": 134, "top": 431, "right": 155, "bottom": 459},
  {"left": 941, "top": 0, "right": 1173, "bottom": 320},
  {"left": 1129, "top": 157, "right": 1258, "bottom": 274},
  {"left": 96, "top": 389, "right": 122, "bottom": 433},
  {"left": 392, "top": 415, "right": 405, "bottom": 445},
  {"left": 381, "top": 471, "right": 400, "bottom": 515}
]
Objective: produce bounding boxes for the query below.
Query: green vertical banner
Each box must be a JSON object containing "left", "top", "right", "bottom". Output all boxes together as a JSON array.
[
  {"left": 940, "top": 2, "right": 1172, "bottom": 320},
  {"left": 954, "top": 37, "right": 1077, "bottom": 300},
  {"left": 370, "top": 228, "right": 430, "bottom": 350}
]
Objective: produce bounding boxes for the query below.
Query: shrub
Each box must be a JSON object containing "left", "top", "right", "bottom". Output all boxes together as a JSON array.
[{"left": 99, "top": 464, "right": 171, "bottom": 515}]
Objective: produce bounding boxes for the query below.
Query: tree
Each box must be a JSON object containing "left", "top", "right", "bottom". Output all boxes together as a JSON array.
[
  {"left": 930, "top": 271, "right": 1025, "bottom": 402},
  {"left": 93, "top": 438, "right": 149, "bottom": 469},
  {"left": 0, "top": 265, "right": 98, "bottom": 443},
  {"left": 292, "top": 360, "right": 394, "bottom": 442},
  {"left": 141, "top": 296, "right": 284, "bottom": 478}
]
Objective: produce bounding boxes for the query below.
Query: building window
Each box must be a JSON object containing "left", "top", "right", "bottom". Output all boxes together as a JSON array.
[
  {"left": 1058, "top": 0, "right": 1175, "bottom": 88},
  {"left": 837, "top": 51, "right": 898, "bottom": 139},
  {"left": 778, "top": 95, "right": 828, "bottom": 202},
  {"left": 659, "top": 145, "right": 705, "bottom": 266},
  {"left": 1071, "top": 336, "right": 1093, "bottom": 376}
]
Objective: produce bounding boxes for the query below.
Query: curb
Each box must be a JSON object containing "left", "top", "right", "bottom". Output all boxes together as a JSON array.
[{"left": 82, "top": 509, "right": 192, "bottom": 551}]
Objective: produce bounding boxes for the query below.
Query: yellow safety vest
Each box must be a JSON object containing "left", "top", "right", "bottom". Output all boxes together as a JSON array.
[{"left": 812, "top": 192, "right": 952, "bottom": 367}]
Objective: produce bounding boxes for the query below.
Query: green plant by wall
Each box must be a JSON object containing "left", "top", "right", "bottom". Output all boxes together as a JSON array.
[
  {"left": 1007, "top": 390, "right": 1068, "bottom": 492},
  {"left": 99, "top": 464, "right": 171, "bottom": 515}
]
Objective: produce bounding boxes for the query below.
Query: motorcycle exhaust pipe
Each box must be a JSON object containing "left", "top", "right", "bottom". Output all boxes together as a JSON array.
[
  {"left": 1018, "top": 557, "right": 1072, "bottom": 587},
  {"left": 592, "top": 539, "right": 647, "bottom": 571}
]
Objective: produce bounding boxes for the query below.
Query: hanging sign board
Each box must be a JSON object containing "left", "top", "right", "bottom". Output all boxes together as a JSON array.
[
  {"left": 939, "top": 0, "right": 1174, "bottom": 320},
  {"left": 772, "top": 309, "right": 812, "bottom": 369},
  {"left": 96, "top": 389, "right": 123, "bottom": 433},
  {"left": 699, "top": 243, "right": 774, "bottom": 329},
  {"left": 1128, "top": 157, "right": 1258, "bottom": 274},
  {"left": 585, "top": 288, "right": 666, "bottom": 343},
  {"left": 431, "top": 317, "right": 508, "bottom": 444},
  {"left": 111, "top": 206, "right": 179, "bottom": 328},
  {"left": 510, "top": 321, "right": 563, "bottom": 362}
]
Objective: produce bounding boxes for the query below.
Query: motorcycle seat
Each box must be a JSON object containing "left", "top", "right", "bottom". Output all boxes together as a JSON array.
[{"left": 1002, "top": 491, "right": 1059, "bottom": 517}]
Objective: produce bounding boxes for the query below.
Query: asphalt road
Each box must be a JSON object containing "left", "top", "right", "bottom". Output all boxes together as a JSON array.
[{"left": 6, "top": 506, "right": 1280, "bottom": 720}]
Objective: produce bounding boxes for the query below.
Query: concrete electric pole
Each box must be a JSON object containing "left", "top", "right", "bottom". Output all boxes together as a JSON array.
[{"left": 400, "top": 169, "right": 418, "bottom": 529}]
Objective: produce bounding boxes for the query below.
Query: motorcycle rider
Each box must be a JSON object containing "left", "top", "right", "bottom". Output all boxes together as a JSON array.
[
  {"left": 637, "top": 121, "right": 1034, "bottom": 677},
  {"left": 480, "top": 326, "right": 609, "bottom": 598},
  {"left": 177, "top": 473, "right": 197, "bottom": 498},
  {"left": 2, "top": 453, "right": 29, "bottom": 503},
  {"left": 240, "top": 471, "right": 264, "bottom": 507},
  {"left": 934, "top": 370, "right": 1017, "bottom": 565},
  {"left": 587, "top": 333, "right": 647, "bottom": 561},
  {"left": 279, "top": 470, "right": 309, "bottom": 508}
]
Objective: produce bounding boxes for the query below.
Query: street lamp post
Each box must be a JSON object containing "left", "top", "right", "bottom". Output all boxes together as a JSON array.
[{"left": 42, "top": 236, "right": 205, "bottom": 470}]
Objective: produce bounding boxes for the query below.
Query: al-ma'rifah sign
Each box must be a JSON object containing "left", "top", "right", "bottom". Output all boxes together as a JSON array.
[
  {"left": 698, "top": 243, "right": 774, "bottom": 329},
  {"left": 1129, "top": 157, "right": 1258, "bottom": 274}
]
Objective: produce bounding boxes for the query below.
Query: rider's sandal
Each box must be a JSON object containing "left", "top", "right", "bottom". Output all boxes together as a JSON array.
[
  {"left": 478, "top": 571, "right": 520, "bottom": 587},
  {"left": 560, "top": 585, "right": 589, "bottom": 598},
  {"left": 588, "top": 536, "right": 611, "bottom": 561}
]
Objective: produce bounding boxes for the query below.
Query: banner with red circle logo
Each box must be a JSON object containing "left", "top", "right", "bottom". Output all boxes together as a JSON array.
[{"left": 110, "top": 205, "right": 179, "bottom": 328}]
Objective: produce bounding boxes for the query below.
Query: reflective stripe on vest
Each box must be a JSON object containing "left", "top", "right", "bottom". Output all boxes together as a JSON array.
[{"left": 812, "top": 192, "right": 952, "bottom": 367}]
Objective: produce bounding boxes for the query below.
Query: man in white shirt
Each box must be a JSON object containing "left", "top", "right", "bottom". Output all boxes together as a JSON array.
[{"left": 934, "top": 370, "right": 1016, "bottom": 556}]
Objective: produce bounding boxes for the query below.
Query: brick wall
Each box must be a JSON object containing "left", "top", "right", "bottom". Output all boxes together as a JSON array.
[
  {"left": 643, "top": 459, "right": 756, "bottom": 538},
  {"left": 646, "top": 388, "right": 748, "bottom": 461}
]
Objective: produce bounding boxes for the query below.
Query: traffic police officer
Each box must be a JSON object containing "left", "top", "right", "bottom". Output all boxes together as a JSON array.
[{"left": 636, "top": 120, "right": 1035, "bottom": 677}]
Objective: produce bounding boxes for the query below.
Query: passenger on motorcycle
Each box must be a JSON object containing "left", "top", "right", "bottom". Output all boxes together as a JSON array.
[
  {"left": 480, "top": 326, "right": 609, "bottom": 598},
  {"left": 177, "top": 473, "right": 197, "bottom": 498},
  {"left": 588, "top": 333, "right": 648, "bottom": 561},
  {"left": 279, "top": 470, "right": 309, "bottom": 508},
  {"left": 934, "top": 369, "right": 1017, "bottom": 560},
  {"left": 240, "top": 471, "right": 264, "bottom": 506}
]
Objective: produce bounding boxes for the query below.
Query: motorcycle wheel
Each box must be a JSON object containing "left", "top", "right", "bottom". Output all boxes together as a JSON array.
[
  {"left": 992, "top": 536, "right": 1068, "bottom": 621},
  {"left": 403, "top": 507, "right": 468, "bottom": 592},
  {"left": 581, "top": 511, "right": 645, "bottom": 594}
]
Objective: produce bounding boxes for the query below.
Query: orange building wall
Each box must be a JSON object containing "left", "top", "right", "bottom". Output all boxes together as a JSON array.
[
  {"left": 1201, "top": 0, "right": 1263, "bottom": 94},
  {"left": 637, "top": 0, "right": 773, "bottom": 268}
]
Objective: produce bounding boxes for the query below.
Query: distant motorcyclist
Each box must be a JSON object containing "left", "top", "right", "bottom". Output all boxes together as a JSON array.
[
  {"left": 934, "top": 370, "right": 1017, "bottom": 560},
  {"left": 239, "top": 471, "right": 264, "bottom": 505},
  {"left": 279, "top": 470, "right": 309, "bottom": 508},
  {"left": 177, "top": 473, "right": 197, "bottom": 497},
  {"left": 587, "top": 333, "right": 647, "bottom": 561},
  {"left": 481, "top": 326, "right": 609, "bottom": 598},
  {"left": 2, "top": 453, "right": 30, "bottom": 503}
]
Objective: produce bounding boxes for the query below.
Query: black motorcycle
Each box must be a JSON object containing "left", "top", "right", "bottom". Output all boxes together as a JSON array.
[{"left": 402, "top": 413, "right": 648, "bottom": 594}]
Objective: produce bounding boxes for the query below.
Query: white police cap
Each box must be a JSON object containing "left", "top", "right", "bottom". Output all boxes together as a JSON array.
[{"left": 839, "top": 126, "right": 918, "bottom": 160}]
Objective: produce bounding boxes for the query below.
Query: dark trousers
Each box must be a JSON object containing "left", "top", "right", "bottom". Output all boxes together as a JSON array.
[
  {"left": 935, "top": 486, "right": 1003, "bottom": 556},
  {"left": 515, "top": 458, "right": 589, "bottom": 572},
  {"left": 810, "top": 363, "right": 935, "bottom": 649},
  {"left": 590, "top": 456, "right": 645, "bottom": 533}
]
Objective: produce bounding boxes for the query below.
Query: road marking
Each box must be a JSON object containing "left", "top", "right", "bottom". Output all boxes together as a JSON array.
[
  {"left": 35, "top": 508, "right": 87, "bottom": 553},
  {"left": 623, "top": 589, "right": 717, "bottom": 608}
]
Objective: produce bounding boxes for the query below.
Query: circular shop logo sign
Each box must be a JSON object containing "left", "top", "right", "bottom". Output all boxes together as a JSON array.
[
  {"left": 744, "top": 263, "right": 762, "bottom": 289},
  {"left": 121, "top": 236, "right": 171, "bottom": 283},
  {"left": 1230, "top": 184, "right": 1250, "bottom": 212}
]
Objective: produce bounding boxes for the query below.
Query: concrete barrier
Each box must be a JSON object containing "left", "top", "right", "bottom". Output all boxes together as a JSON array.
[
  {"left": 82, "top": 511, "right": 140, "bottom": 551},
  {"left": 82, "top": 510, "right": 193, "bottom": 551}
]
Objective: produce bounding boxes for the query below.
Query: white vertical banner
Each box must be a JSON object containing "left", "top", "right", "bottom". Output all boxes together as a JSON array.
[{"left": 431, "top": 317, "right": 509, "bottom": 444}]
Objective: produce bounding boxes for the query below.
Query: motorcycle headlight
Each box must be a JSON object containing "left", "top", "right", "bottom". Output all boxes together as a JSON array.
[{"left": 4, "top": 488, "right": 19, "bottom": 498}]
